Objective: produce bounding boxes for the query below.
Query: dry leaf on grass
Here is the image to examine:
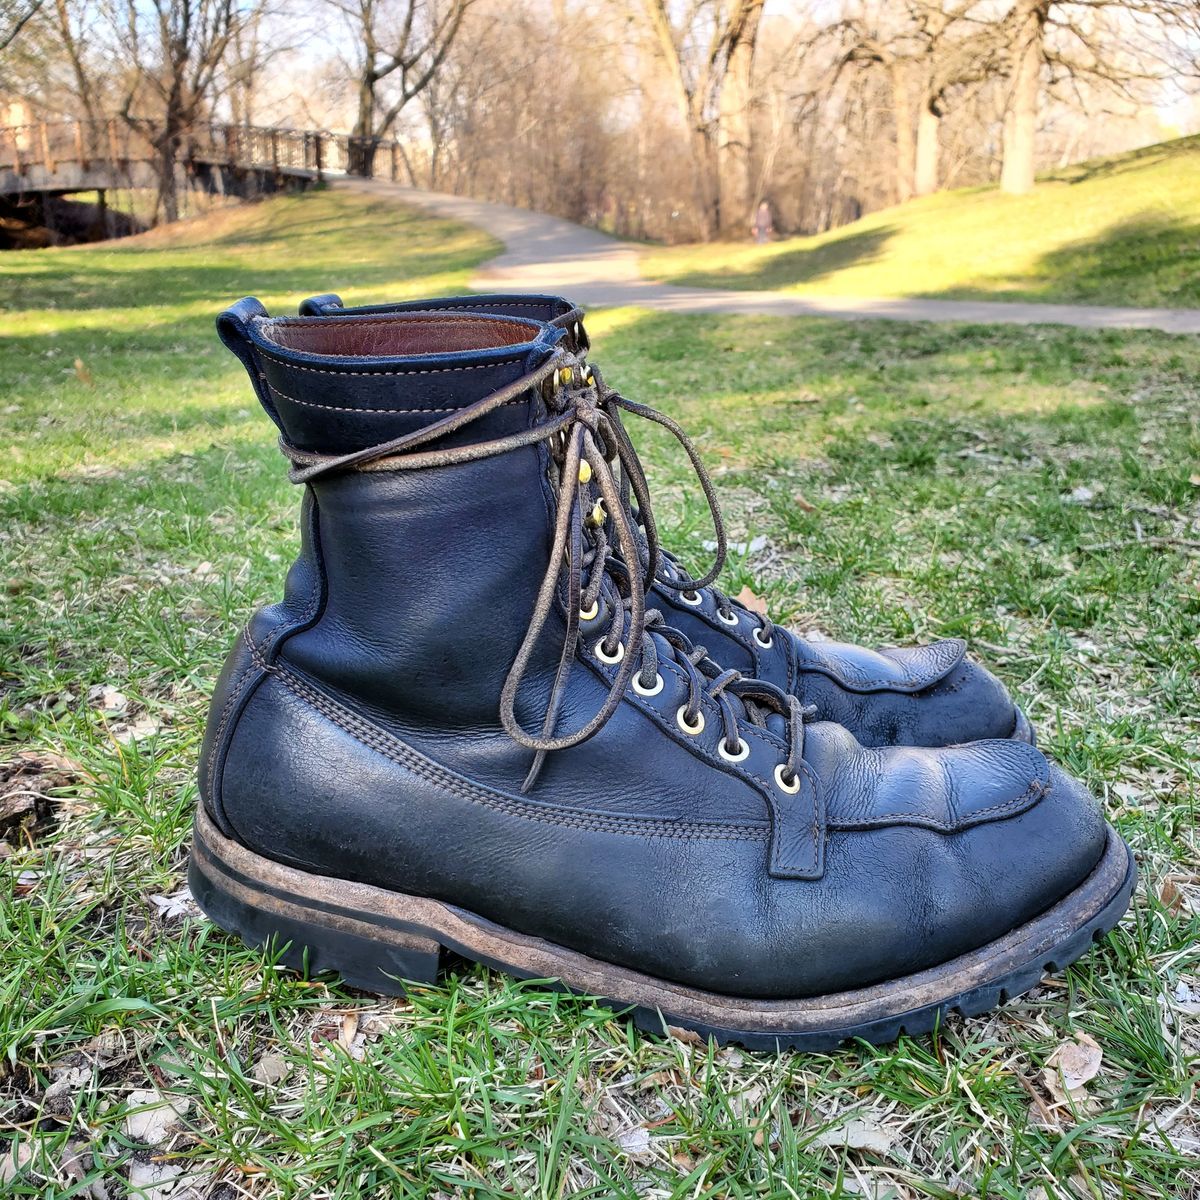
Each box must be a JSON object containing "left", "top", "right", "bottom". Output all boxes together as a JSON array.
[
  {"left": 734, "top": 586, "right": 769, "bottom": 616},
  {"left": 1159, "top": 874, "right": 1195, "bottom": 917},
  {"left": 666, "top": 1024, "right": 704, "bottom": 1047},
  {"left": 616, "top": 1126, "right": 652, "bottom": 1158},
  {"left": 42, "top": 1065, "right": 91, "bottom": 1121},
  {"left": 1172, "top": 980, "right": 1200, "bottom": 1015},
  {"left": 127, "top": 1158, "right": 187, "bottom": 1200},
  {"left": 251, "top": 1053, "right": 291, "bottom": 1085},
  {"left": 114, "top": 714, "right": 165, "bottom": 745},
  {"left": 123, "top": 1089, "right": 191, "bottom": 1146},
  {"left": 811, "top": 1115, "right": 898, "bottom": 1156},
  {"left": 793, "top": 492, "right": 817, "bottom": 513},
  {"left": 57, "top": 1141, "right": 108, "bottom": 1200},
  {"left": 1, "top": 750, "right": 80, "bottom": 843},
  {"left": 0, "top": 1139, "right": 36, "bottom": 1184},
  {"left": 1042, "top": 1033, "right": 1102, "bottom": 1107},
  {"left": 149, "top": 888, "right": 197, "bottom": 921},
  {"left": 87, "top": 685, "right": 128, "bottom": 715}
]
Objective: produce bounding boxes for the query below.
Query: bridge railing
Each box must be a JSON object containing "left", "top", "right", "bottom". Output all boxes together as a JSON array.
[
  {"left": 0, "top": 117, "right": 415, "bottom": 183},
  {"left": 0, "top": 119, "right": 148, "bottom": 174}
]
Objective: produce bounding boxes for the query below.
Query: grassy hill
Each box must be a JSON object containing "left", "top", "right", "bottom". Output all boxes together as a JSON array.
[
  {"left": 642, "top": 136, "right": 1200, "bottom": 307},
  {"left": 2, "top": 189, "right": 1198, "bottom": 1197}
]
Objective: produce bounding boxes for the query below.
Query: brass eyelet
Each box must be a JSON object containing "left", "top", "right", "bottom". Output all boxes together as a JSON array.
[
  {"left": 632, "top": 672, "right": 664, "bottom": 697},
  {"left": 594, "top": 639, "right": 624, "bottom": 664},
  {"left": 774, "top": 764, "right": 801, "bottom": 794},
  {"left": 676, "top": 705, "right": 705, "bottom": 736},
  {"left": 718, "top": 737, "right": 750, "bottom": 763}
]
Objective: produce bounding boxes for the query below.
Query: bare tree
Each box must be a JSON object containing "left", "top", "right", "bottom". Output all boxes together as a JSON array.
[
  {"left": 0, "top": 0, "right": 43, "bottom": 52},
  {"left": 327, "top": 0, "right": 472, "bottom": 173},
  {"left": 829, "top": 2, "right": 1002, "bottom": 201},
  {"left": 643, "top": 0, "right": 767, "bottom": 237},
  {"left": 107, "top": 0, "right": 257, "bottom": 222},
  {"left": 49, "top": 0, "right": 104, "bottom": 127},
  {"left": 999, "top": 0, "right": 1200, "bottom": 194}
]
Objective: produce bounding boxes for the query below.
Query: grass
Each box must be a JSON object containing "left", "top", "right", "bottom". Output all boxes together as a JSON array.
[
  {"left": 642, "top": 135, "right": 1200, "bottom": 308},
  {"left": 1, "top": 188, "right": 1198, "bottom": 1199}
]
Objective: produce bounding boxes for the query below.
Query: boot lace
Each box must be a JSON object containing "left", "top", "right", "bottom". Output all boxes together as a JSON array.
[
  {"left": 279, "top": 347, "right": 809, "bottom": 791},
  {"left": 546, "top": 305, "right": 776, "bottom": 647}
]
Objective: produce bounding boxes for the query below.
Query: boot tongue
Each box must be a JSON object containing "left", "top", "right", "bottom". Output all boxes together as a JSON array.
[{"left": 245, "top": 312, "right": 564, "bottom": 454}]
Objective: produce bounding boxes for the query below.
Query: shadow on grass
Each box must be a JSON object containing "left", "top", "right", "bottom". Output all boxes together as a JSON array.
[
  {"left": 1049, "top": 133, "right": 1200, "bottom": 186},
  {"left": 662, "top": 224, "right": 896, "bottom": 291},
  {"left": 930, "top": 213, "right": 1200, "bottom": 308}
]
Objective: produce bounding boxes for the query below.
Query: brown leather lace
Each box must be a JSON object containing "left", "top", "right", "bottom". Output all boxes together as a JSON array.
[
  {"left": 546, "top": 306, "right": 776, "bottom": 643},
  {"left": 279, "top": 346, "right": 811, "bottom": 791}
]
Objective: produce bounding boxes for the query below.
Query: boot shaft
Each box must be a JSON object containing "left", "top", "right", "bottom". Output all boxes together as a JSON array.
[{"left": 219, "top": 304, "right": 572, "bottom": 742}]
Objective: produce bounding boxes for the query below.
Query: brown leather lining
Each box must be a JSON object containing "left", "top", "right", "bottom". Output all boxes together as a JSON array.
[{"left": 260, "top": 315, "right": 535, "bottom": 358}]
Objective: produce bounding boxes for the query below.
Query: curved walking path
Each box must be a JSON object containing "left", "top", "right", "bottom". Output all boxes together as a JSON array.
[{"left": 340, "top": 178, "right": 1200, "bottom": 334}]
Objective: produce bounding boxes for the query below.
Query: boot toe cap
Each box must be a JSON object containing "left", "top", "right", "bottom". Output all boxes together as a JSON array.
[{"left": 740, "top": 745, "right": 1112, "bottom": 998}]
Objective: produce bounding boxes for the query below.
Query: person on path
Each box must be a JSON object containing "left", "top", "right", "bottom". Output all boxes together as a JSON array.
[{"left": 752, "top": 199, "right": 773, "bottom": 244}]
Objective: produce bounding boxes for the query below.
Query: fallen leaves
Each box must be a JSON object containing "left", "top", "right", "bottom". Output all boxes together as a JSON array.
[
  {"left": 1159, "top": 873, "right": 1197, "bottom": 917},
  {"left": 734, "top": 585, "right": 769, "bottom": 616},
  {"left": 149, "top": 887, "right": 199, "bottom": 922},
  {"left": 1064, "top": 484, "right": 1101, "bottom": 506},
  {"left": 251, "top": 1053, "right": 291, "bottom": 1085},
  {"left": 1041, "top": 1033, "right": 1103, "bottom": 1110},
  {"left": 42, "top": 1064, "right": 92, "bottom": 1122},
  {"left": 615, "top": 1125, "right": 652, "bottom": 1158},
  {"left": 811, "top": 1115, "right": 899, "bottom": 1156},
  {"left": 1171, "top": 979, "right": 1200, "bottom": 1016},
  {"left": 123, "top": 1089, "right": 192, "bottom": 1146},
  {"left": 0, "top": 750, "right": 79, "bottom": 845},
  {"left": 88, "top": 684, "right": 129, "bottom": 715}
]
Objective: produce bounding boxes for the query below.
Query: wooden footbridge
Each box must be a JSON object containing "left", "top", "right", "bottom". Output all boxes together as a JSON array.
[{"left": 0, "top": 118, "right": 413, "bottom": 201}]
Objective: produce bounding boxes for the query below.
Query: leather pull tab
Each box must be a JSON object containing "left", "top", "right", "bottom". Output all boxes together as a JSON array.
[
  {"left": 766, "top": 764, "right": 826, "bottom": 880},
  {"left": 215, "top": 298, "right": 283, "bottom": 431},
  {"left": 298, "top": 293, "right": 344, "bottom": 316}
]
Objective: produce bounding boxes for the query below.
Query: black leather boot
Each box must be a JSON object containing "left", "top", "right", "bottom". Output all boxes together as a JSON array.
[
  {"left": 298, "top": 291, "right": 1035, "bottom": 750},
  {"left": 191, "top": 300, "right": 1134, "bottom": 1049}
]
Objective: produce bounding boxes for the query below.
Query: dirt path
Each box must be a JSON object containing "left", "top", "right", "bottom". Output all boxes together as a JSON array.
[{"left": 341, "top": 178, "right": 1200, "bottom": 334}]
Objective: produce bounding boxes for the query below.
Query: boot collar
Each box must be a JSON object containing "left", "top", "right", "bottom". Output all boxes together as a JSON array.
[{"left": 229, "top": 305, "right": 566, "bottom": 454}]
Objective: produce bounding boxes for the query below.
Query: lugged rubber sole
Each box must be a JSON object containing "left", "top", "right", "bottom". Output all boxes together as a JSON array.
[{"left": 189, "top": 807, "right": 1134, "bottom": 1051}]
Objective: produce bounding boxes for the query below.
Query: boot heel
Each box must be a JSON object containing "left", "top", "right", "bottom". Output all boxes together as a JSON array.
[{"left": 188, "top": 811, "right": 443, "bottom": 996}]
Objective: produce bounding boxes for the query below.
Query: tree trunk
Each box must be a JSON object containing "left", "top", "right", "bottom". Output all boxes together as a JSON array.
[
  {"left": 914, "top": 104, "right": 939, "bottom": 196},
  {"left": 715, "top": 0, "right": 764, "bottom": 237},
  {"left": 643, "top": 0, "right": 716, "bottom": 239},
  {"left": 156, "top": 133, "right": 180, "bottom": 224},
  {"left": 890, "top": 61, "right": 915, "bottom": 203},
  {"left": 1000, "top": 0, "right": 1046, "bottom": 195},
  {"left": 354, "top": 66, "right": 376, "bottom": 140}
]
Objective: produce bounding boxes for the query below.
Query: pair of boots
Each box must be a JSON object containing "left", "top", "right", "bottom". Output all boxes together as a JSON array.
[{"left": 191, "top": 289, "right": 1134, "bottom": 1050}]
